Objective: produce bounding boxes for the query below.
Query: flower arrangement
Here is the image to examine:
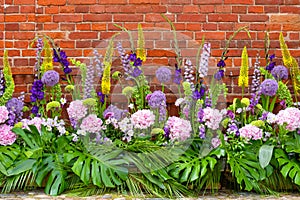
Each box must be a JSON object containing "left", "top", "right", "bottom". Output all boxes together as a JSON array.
[{"left": 0, "top": 17, "right": 300, "bottom": 198}]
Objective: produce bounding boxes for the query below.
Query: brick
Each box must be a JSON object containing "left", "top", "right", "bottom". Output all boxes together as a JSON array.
[
  {"left": 203, "top": 23, "right": 217, "bottom": 30},
  {"left": 289, "top": 33, "right": 299, "bottom": 40},
  {"left": 114, "top": 14, "right": 143, "bottom": 22},
  {"left": 53, "top": 15, "right": 82, "bottom": 22},
  {"left": 193, "top": 0, "right": 222, "bottom": 4},
  {"left": 224, "top": 0, "right": 253, "bottom": 4},
  {"left": 196, "top": 32, "right": 225, "bottom": 40},
  {"left": 68, "top": 0, "right": 97, "bottom": 4},
  {"left": 186, "top": 23, "right": 202, "bottom": 31},
  {"left": 145, "top": 14, "right": 175, "bottom": 22},
  {"left": 14, "top": 41, "right": 29, "bottom": 48},
  {"left": 43, "top": 32, "right": 66, "bottom": 39},
  {"left": 280, "top": 6, "right": 300, "bottom": 14},
  {"left": 162, "top": 0, "right": 191, "bottom": 4},
  {"left": 60, "top": 6, "right": 75, "bottom": 13},
  {"left": 13, "top": 32, "right": 34, "bottom": 40},
  {"left": 45, "top": 6, "right": 59, "bottom": 14},
  {"left": 283, "top": 23, "right": 300, "bottom": 31},
  {"left": 5, "top": 23, "right": 19, "bottom": 31},
  {"left": 129, "top": 0, "right": 160, "bottom": 3},
  {"left": 44, "top": 24, "right": 59, "bottom": 30},
  {"left": 248, "top": 6, "right": 263, "bottom": 13},
  {"left": 69, "top": 32, "right": 98, "bottom": 39},
  {"left": 59, "top": 41, "right": 75, "bottom": 48},
  {"left": 83, "top": 14, "right": 112, "bottom": 22},
  {"left": 36, "top": 15, "right": 52, "bottom": 22},
  {"left": 75, "top": 6, "right": 90, "bottom": 13},
  {"left": 22, "top": 50, "right": 35, "bottom": 56},
  {"left": 90, "top": 5, "right": 105, "bottom": 13},
  {"left": 14, "top": 0, "right": 35, "bottom": 4},
  {"left": 61, "top": 24, "right": 75, "bottom": 31},
  {"left": 167, "top": 5, "right": 183, "bottom": 13},
  {"left": 240, "top": 14, "right": 269, "bottom": 22},
  {"left": 255, "top": 0, "right": 284, "bottom": 4},
  {"left": 19, "top": 23, "right": 35, "bottom": 31},
  {"left": 208, "top": 14, "right": 238, "bottom": 22},
  {"left": 21, "top": 6, "right": 35, "bottom": 13},
  {"left": 5, "top": 6, "right": 19, "bottom": 13},
  {"left": 270, "top": 14, "right": 300, "bottom": 23},
  {"left": 285, "top": 0, "right": 300, "bottom": 4},
  {"left": 178, "top": 14, "right": 206, "bottom": 22},
  {"left": 218, "top": 23, "right": 234, "bottom": 31},
  {"left": 232, "top": 6, "right": 247, "bottom": 13},
  {"left": 98, "top": 0, "right": 128, "bottom": 4},
  {"left": 264, "top": 6, "right": 279, "bottom": 13},
  {"left": 91, "top": 23, "right": 106, "bottom": 31},
  {"left": 38, "top": 0, "right": 66, "bottom": 5},
  {"left": 199, "top": 5, "right": 214, "bottom": 13},
  {"left": 215, "top": 5, "right": 232, "bottom": 13},
  {"left": 183, "top": 5, "right": 199, "bottom": 13},
  {"left": 76, "top": 24, "right": 91, "bottom": 31},
  {"left": 76, "top": 41, "right": 92, "bottom": 48},
  {"left": 250, "top": 23, "right": 266, "bottom": 30},
  {"left": 5, "top": 15, "right": 26, "bottom": 22}
]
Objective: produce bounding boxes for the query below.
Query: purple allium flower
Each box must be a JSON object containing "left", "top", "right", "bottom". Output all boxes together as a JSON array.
[
  {"left": 41, "top": 70, "right": 59, "bottom": 87},
  {"left": 217, "top": 59, "right": 226, "bottom": 68},
  {"left": 214, "top": 70, "right": 224, "bottom": 80},
  {"left": 97, "top": 91, "right": 105, "bottom": 103},
  {"left": 173, "top": 64, "right": 182, "bottom": 85},
  {"left": 103, "top": 105, "right": 126, "bottom": 121},
  {"left": 6, "top": 97, "right": 24, "bottom": 126},
  {"left": 156, "top": 67, "right": 171, "bottom": 84},
  {"left": 271, "top": 65, "right": 288, "bottom": 81},
  {"left": 147, "top": 91, "right": 166, "bottom": 109},
  {"left": 163, "top": 126, "right": 170, "bottom": 139},
  {"left": 260, "top": 79, "right": 278, "bottom": 96}
]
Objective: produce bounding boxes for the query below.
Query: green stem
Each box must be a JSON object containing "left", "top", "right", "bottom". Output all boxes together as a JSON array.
[
  {"left": 266, "top": 95, "right": 270, "bottom": 111},
  {"left": 161, "top": 84, "right": 164, "bottom": 93}
]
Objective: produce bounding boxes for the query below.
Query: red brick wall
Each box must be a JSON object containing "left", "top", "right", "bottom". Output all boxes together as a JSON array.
[{"left": 1, "top": 0, "right": 300, "bottom": 106}]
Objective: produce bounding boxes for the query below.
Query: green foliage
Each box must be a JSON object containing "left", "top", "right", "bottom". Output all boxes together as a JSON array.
[
  {"left": 0, "top": 50, "right": 15, "bottom": 106},
  {"left": 259, "top": 145, "right": 274, "bottom": 169},
  {"left": 275, "top": 149, "right": 300, "bottom": 186},
  {"left": 277, "top": 81, "right": 293, "bottom": 107}
]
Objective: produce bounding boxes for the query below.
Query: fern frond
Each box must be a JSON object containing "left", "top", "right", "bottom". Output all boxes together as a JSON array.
[
  {"left": 0, "top": 50, "right": 15, "bottom": 106},
  {"left": 279, "top": 32, "right": 291, "bottom": 65},
  {"left": 136, "top": 23, "right": 146, "bottom": 61},
  {"left": 238, "top": 46, "right": 249, "bottom": 88}
]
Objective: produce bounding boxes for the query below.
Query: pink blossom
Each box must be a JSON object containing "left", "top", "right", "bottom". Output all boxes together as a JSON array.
[
  {"left": 166, "top": 116, "right": 192, "bottom": 141},
  {"left": 239, "top": 124, "right": 263, "bottom": 140},
  {"left": 211, "top": 137, "right": 221, "bottom": 148},
  {"left": 67, "top": 100, "right": 88, "bottom": 121},
  {"left": 203, "top": 107, "right": 224, "bottom": 130},
  {"left": 0, "top": 124, "right": 16, "bottom": 146},
  {"left": 0, "top": 106, "right": 9, "bottom": 124},
  {"left": 22, "top": 117, "right": 43, "bottom": 132},
  {"left": 131, "top": 110, "right": 155, "bottom": 129},
  {"left": 276, "top": 107, "right": 300, "bottom": 131},
  {"left": 80, "top": 114, "right": 103, "bottom": 134}
]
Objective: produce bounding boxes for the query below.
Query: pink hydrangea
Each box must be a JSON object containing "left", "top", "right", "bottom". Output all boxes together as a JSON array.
[
  {"left": 211, "top": 137, "right": 221, "bottom": 148},
  {"left": 166, "top": 116, "right": 192, "bottom": 141},
  {"left": 80, "top": 114, "right": 103, "bottom": 134},
  {"left": 0, "top": 124, "right": 16, "bottom": 146},
  {"left": 131, "top": 110, "right": 155, "bottom": 129},
  {"left": 22, "top": 117, "right": 43, "bottom": 132},
  {"left": 202, "top": 107, "right": 224, "bottom": 130},
  {"left": 0, "top": 106, "right": 9, "bottom": 124},
  {"left": 276, "top": 107, "right": 300, "bottom": 131},
  {"left": 67, "top": 100, "right": 88, "bottom": 121},
  {"left": 239, "top": 124, "right": 263, "bottom": 140}
]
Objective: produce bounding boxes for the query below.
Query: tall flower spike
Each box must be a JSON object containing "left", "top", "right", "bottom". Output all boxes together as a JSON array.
[
  {"left": 41, "top": 39, "right": 53, "bottom": 73},
  {"left": 84, "top": 59, "right": 95, "bottom": 99},
  {"left": 184, "top": 59, "right": 195, "bottom": 90},
  {"left": 251, "top": 54, "right": 261, "bottom": 94},
  {"left": 117, "top": 42, "right": 133, "bottom": 79},
  {"left": 93, "top": 50, "right": 103, "bottom": 78},
  {"left": 137, "top": 23, "right": 146, "bottom": 62},
  {"left": 34, "top": 38, "right": 43, "bottom": 78},
  {"left": 0, "top": 51, "right": 15, "bottom": 106},
  {"left": 238, "top": 46, "right": 249, "bottom": 88},
  {"left": 0, "top": 70, "right": 5, "bottom": 97},
  {"left": 199, "top": 43, "right": 211, "bottom": 78}
]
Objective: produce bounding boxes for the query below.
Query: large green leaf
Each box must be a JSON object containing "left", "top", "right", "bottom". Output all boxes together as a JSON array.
[
  {"left": 7, "top": 159, "right": 36, "bottom": 176},
  {"left": 259, "top": 145, "right": 274, "bottom": 169}
]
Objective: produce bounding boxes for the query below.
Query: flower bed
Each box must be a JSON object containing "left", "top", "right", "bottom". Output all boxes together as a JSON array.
[{"left": 1, "top": 21, "right": 300, "bottom": 197}]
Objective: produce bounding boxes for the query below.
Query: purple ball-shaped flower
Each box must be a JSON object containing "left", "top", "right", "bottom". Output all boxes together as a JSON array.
[
  {"left": 156, "top": 67, "right": 172, "bottom": 83},
  {"left": 148, "top": 91, "right": 166, "bottom": 109},
  {"left": 271, "top": 65, "right": 288, "bottom": 81},
  {"left": 260, "top": 79, "right": 278, "bottom": 96},
  {"left": 41, "top": 70, "right": 60, "bottom": 87}
]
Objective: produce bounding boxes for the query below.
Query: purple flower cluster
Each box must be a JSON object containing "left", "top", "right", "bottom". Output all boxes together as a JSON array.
[
  {"left": 93, "top": 50, "right": 103, "bottom": 78},
  {"left": 266, "top": 54, "right": 276, "bottom": 71},
  {"left": 199, "top": 125, "right": 205, "bottom": 139},
  {"left": 227, "top": 121, "right": 239, "bottom": 136},
  {"left": 97, "top": 91, "right": 105, "bottom": 103},
  {"left": 147, "top": 91, "right": 167, "bottom": 121},
  {"left": 173, "top": 64, "right": 182, "bottom": 85},
  {"left": 247, "top": 91, "right": 261, "bottom": 114},
  {"left": 260, "top": 79, "right": 278, "bottom": 96},
  {"left": 30, "top": 80, "right": 44, "bottom": 103},
  {"left": 34, "top": 38, "right": 43, "bottom": 78},
  {"left": 192, "top": 84, "right": 205, "bottom": 100},
  {"left": 156, "top": 67, "right": 171, "bottom": 84},
  {"left": 83, "top": 61, "right": 95, "bottom": 99},
  {"left": 0, "top": 70, "right": 5, "bottom": 97},
  {"left": 53, "top": 49, "right": 71, "bottom": 74},
  {"left": 251, "top": 56, "right": 261, "bottom": 94},
  {"left": 198, "top": 107, "right": 204, "bottom": 123},
  {"left": 41, "top": 70, "right": 59, "bottom": 87},
  {"left": 128, "top": 53, "right": 142, "bottom": 77},
  {"left": 6, "top": 97, "right": 24, "bottom": 126},
  {"left": 271, "top": 65, "right": 288, "bottom": 81},
  {"left": 184, "top": 59, "right": 195, "bottom": 86},
  {"left": 103, "top": 105, "right": 127, "bottom": 121},
  {"left": 117, "top": 42, "right": 132, "bottom": 79},
  {"left": 214, "top": 70, "right": 225, "bottom": 81}
]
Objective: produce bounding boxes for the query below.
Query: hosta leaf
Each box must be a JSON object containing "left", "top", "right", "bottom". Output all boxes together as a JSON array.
[{"left": 259, "top": 145, "right": 274, "bottom": 168}]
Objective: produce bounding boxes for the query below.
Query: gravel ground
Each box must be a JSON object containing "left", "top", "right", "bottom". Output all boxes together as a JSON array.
[{"left": 1, "top": 190, "right": 300, "bottom": 200}]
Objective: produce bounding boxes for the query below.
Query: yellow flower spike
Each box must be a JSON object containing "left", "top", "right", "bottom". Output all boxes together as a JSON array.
[
  {"left": 101, "top": 62, "right": 111, "bottom": 95},
  {"left": 41, "top": 39, "right": 53, "bottom": 73},
  {"left": 136, "top": 23, "right": 146, "bottom": 62},
  {"left": 238, "top": 46, "right": 249, "bottom": 88}
]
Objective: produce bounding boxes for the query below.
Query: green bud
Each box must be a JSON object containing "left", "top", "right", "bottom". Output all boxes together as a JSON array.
[
  {"left": 112, "top": 71, "right": 121, "bottom": 80},
  {"left": 83, "top": 98, "right": 97, "bottom": 107},
  {"left": 65, "top": 85, "right": 74, "bottom": 93},
  {"left": 46, "top": 101, "right": 61, "bottom": 112},
  {"left": 250, "top": 120, "right": 265, "bottom": 128}
]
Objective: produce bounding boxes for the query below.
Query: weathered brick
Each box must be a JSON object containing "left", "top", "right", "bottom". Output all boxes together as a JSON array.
[
  {"left": 239, "top": 14, "right": 269, "bottom": 22},
  {"left": 38, "top": 0, "right": 66, "bottom": 5},
  {"left": 208, "top": 14, "right": 238, "bottom": 22},
  {"left": 69, "top": 32, "right": 98, "bottom": 39},
  {"left": 178, "top": 14, "right": 206, "bottom": 22},
  {"left": 224, "top": 0, "right": 253, "bottom": 4}
]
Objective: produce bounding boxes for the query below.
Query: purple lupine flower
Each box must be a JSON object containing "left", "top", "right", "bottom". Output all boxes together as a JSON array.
[
  {"left": 271, "top": 65, "right": 288, "bottom": 81},
  {"left": 147, "top": 91, "right": 166, "bottom": 109},
  {"left": 117, "top": 42, "right": 133, "bottom": 80},
  {"left": 266, "top": 54, "right": 276, "bottom": 71},
  {"left": 198, "top": 107, "right": 204, "bottom": 122},
  {"left": 199, "top": 125, "right": 205, "bottom": 139},
  {"left": 30, "top": 80, "right": 44, "bottom": 103},
  {"left": 192, "top": 90, "right": 201, "bottom": 100},
  {"left": 173, "top": 64, "right": 182, "bottom": 85},
  {"left": 214, "top": 70, "right": 224, "bottom": 80},
  {"left": 205, "top": 95, "right": 212, "bottom": 107},
  {"left": 31, "top": 105, "right": 39, "bottom": 115},
  {"left": 6, "top": 97, "right": 24, "bottom": 126},
  {"left": 247, "top": 91, "right": 261, "bottom": 114},
  {"left": 94, "top": 49, "right": 104, "bottom": 78},
  {"left": 129, "top": 53, "right": 137, "bottom": 61},
  {"left": 41, "top": 70, "right": 60, "bottom": 87},
  {"left": 103, "top": 105, "right": 126, "bottom": 121},
  {"left": 34, "top": 38, "right": 43, "bottom": 78},
  {"left": 156, "top": 67, "right": 172, "bottom": 84},
  {"left": 260, "top": 79, "right": 278, "bottom": 96},
  {"left": 83, "top": 60, "right": 94, "bottom": 99},
  {"left": 251, "top": 56, "right": 261, "bottom": 94},
  {"left": 97, "top": 91, "right": 105, "bottom": 103},
  {"left": 199, "top": 43, "right": 211, "bottom": 78},
  {"left": 184, "top": 59, "right": 195, "bottom": 90},
  {"left": 133, "top": 58, "right": 142, "bottom": 67},
  {"left": 163, "top": 126, "right": 170, "bottom": 139},
  {"left": 63, "top": 67, "right": 72, "bottom": 74},
  {"left": 0, "top": 70, "right": 5, "bottom": 97}
]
